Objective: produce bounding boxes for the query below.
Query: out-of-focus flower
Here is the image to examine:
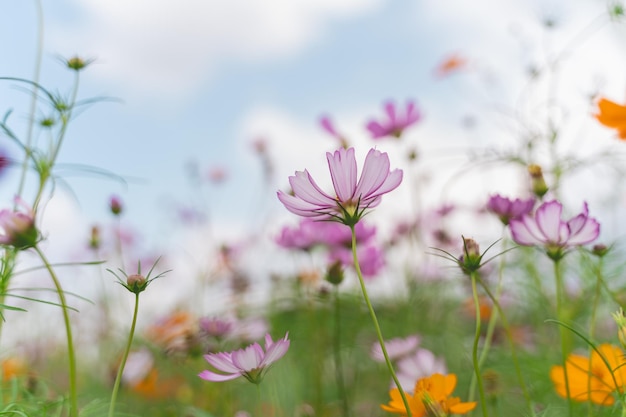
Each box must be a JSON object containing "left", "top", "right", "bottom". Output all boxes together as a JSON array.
[
  {"left": 207, "top": 166, "right": 228, "bottom": 184},
  {"left": 381, "top": 373, "right": 476, "bottom": 416},
  {"left": 370, "top": 335, "right": 420, "bottom": 363},
  {"left": 199, "top": 333, "right": 290, "bottom": 384},
  {"left": 199, "top": 317, "right": 233, "bottom": 340},
  {"left": 594, "top": 97, "right": 626, "bottom": 140},
  {"left": 1, "top": 357, "right": 27, "bottom": 381},
  {"left": 146, "top": 311, "right": 197, "bottom": 354},
  {"left": 277, "top": 147, "right": 402, "bottom": 226},
  {"left": 88, "top": 225, "right": 101, "bottom": 250},
  {"left": 122, "top": 349, "right": 154, "bottom": 388},
  {"left": 109, "top": 195, "right": 123, "bottom": 216},
  {"left": 395, "top": 349, "right": 448, "bottom": 393},
  {"left": 366, "top": 100, "right": 421, "bottom": 139},
  {"left": 0, "top": 149, "right": 9, "bottom": 178},
  {"left": 509, "top": 200, "right": 600, "bottom": 260},
  {"left": 319, "top": 115, "right": 348, "bottom": 148},
  {"left": 434, "top": 54, "right": 468, "bottom": 78},
  {"left": 276, "top": 219, "right": 376, "bottom": 251},
  {"left": 329, "top": 244, "right": 385, "bottom": 278},
  {"left": 550, "top": 344, "right": 626, "bottom": 405},
  {"left": 231, "top": 317, "right": 269, "bottom": 342},
  {"left": 486, "top": 194, "right": 535, "bottom": 225},
  {"left": 462, "top": 296, "right": 492, "bottom": 321},
  {"left": 0, "top": 197, "right": 38, "bottom": 249}
]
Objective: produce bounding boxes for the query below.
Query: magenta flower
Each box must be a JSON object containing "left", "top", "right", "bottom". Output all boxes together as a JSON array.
[
  {"left": 0, "top": 198, "right": 38, "bottom": 249},
  {"left": 486, "top": 194, "right": 535, "bottom": 225},
  {"left": 276, "top": 218, "right": 376, "bottom": 250},
  {"left": 366, "top": 100, "right": 421, "bottom": 139},
  {"left": 277, "top": 147, "right": 402, "bottom": 226},
  {"left": 509, "top": 200, "right": 600, "bottom": 260},
  {"left": 199, "top": 332, "right": 290, "bottom": 384}
]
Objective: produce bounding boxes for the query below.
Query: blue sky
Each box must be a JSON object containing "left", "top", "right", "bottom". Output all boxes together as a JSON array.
[{"left": 1, "top": 0, "right": 625, "bottom": 271}]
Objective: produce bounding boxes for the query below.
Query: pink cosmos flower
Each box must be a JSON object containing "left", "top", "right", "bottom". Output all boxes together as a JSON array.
[
  {"left": 330, "top": 244, "right": 385, "bottom": 277},
  {"left": 509, "top": 200, "right": 600, "bottom": 260},
  {"left": 199, "top": 332, "right": 290, "bottom": 384},
  {"left": 0, "top": 198, "right": 38, "bottom": 249},
  {"left": 486, "top": 194, "right": 535, "bottom": 225},
  {"left": 277, "top": 147, "right": 402, "bottom": 225},
  {"left": 370, "top": 335, "right": 420, "bottom": 362},
  {"left": 319, "top": 115, "right": 348, "bottom": 147},
  {"left": 395, "top": 348, "right": 448, "bottom": 392},
  {"left": 276, "top": 219, "right": 376, "bottom": 251},
  {"left": 366, "top": 100, "right": 421, "bottom": 139}
]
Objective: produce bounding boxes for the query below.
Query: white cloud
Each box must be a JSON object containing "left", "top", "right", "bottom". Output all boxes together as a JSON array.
[{"left": 50, "top": 0, "right": 383, "bottom": 97}]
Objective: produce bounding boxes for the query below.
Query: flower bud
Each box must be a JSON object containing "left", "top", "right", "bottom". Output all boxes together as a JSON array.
[
  {"left": 126, "top": 274, "right": 147, "bottom": 294},
  {"left": 592, "top": 244, "right": 609, "bottom": 258},
  {"left": 0, "top": 198, "right": 39, "bottom": 250},
  {"left": 109, "top": 196, "right": 123, "bottom": 216},
  {"left": 459, "top": 237, "right": 482, "bottom": 274},
  {"left": 66, "top": 56, "right": 92, "bottom": 71},
  {"left": 613, "top": 309, "right": 626, "bottom": 350},
  {"left": 89, "top": 225, "right": 101, "bottom": 250},
  {"left": 325, "top": 261, "right": 344, "bottom": 285},
  {"left": 528, "top": 164, "right": 548, "bottom": 198}
]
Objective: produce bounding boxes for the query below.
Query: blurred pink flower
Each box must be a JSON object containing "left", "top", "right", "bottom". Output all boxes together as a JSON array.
[
  {"left": 199, "top": 317, "right": 234, "bottom": 339},
  {"left": 276, "top": 219, "right": 376, "bottom": 251},
  {"left": 277, "top": 147, "right": 402, "bottom": 225},
  {"left": 330, "top": 244, "right": 385, "bottom": 278},
  {"left": 0, "top": 149, "right": 9, "bottom": 178},
  {"left": 509, "top": 200, "right": 600, "bottom": 260},
  {"left": 486, "top": 194, "right": 535, "bottom": 225},
  {"left": 199, "top": 332, "right": 290, "bottom": 384},
  {"left": 395, "top": 348, "right": 448, "bottom": 392},
  {"left": 319, "top": 115, "right": 348, "bottom": 147},
  {"left": 0, "top": 197, "right": 38, "bottom": 249},
  {"left": 207, "top": 166, "right": 228, "bottom": 184},
  {"left": 366, "top": 100, "right": 421, "bottom": 139},
  {"left": 370, "top": 335, "right": 420, "bottom": 362}
]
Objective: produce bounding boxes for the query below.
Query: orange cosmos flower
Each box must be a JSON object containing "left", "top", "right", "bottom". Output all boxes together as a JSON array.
[
  {"left": 550, "top": 344, "right": 626, "bottom": 405},
  {"left": 381, "top": 373, "right": 476, "bottom": 416},
  {"left": 434, "top": 54, "right": 468, "bottom": 78},
  {"left": 594, "top": 97, "right": 626, "bottom": 140}
]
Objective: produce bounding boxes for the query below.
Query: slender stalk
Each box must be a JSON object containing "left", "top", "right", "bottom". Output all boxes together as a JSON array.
[
  {"left": 16, "top": 0, "right": 44, "bottom": 201},
  {"left": 350, "top": 225, "right": 412, "bottom": 417},
  {"left": 108, "top": 292, "right": 140, "bottom": 417},
  {"left": 332, "top": 285, "right": 350, "bottom": 417},
  {"left": 470, "top": 272, "right": 488, "bottom": 417},
  {"left": 588, "top": 256, "right": 603, "bottom": 417},
  {"left": 554, "top": 259, "right": 572, "bottom": 417},
  {"left": 34, "top": 245, "right": 78, "bottom": 417}
]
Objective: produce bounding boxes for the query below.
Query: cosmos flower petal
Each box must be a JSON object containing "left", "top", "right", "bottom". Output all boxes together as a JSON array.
[
  {"left": 355, "top": 149, "right": 391, "bottom": 199},
  {"left": 277, "top": 191, "right": 330, "bottom": 218},
  {"left": 204, "top": 352, "right": 240, "bottom": 373},
  {"left": 198, "top": 370, "right": 242, "bottom": 382},
  {"left": 509, "top": 216, "right": 543, "bottom": 246},
  {"left": 327, "top": 148, "right": 357, "bottom": 202},
  {"left": 535, "top": 200, "right": 563, "bottom": 243},
  {"left": 231, "top": 344, "right": 264, "bottom": 371},
  {"left": 289, "top": 171, "right": 336, "bottom": 206}
]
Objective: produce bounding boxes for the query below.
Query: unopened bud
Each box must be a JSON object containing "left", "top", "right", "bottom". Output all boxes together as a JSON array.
[
  {"left": 613, "top": 309, "right": 626, "bottom": 350},
  {"left": 325, "top": 261, "right": 344, "bottom": 285},
  {"left": 66, "top": 56, "right": 92, "bottom": 71},
  {"left": 109, "top": 196, "right": 123, "bottom": 216},
  {"left": 592, "top": 244, "right": 609, "bottom": 258},
  {"left": 89, "top": 225, "right": 101, "bottom": 250},
  {"left": 459, "top": 236, "right": 482, "bottom": 274},
  {"left": 127, "top": 274, "right": 147, "bottom": 294},
  {"left": 528, "top": 164, "right": 548, "bottom": 198}
]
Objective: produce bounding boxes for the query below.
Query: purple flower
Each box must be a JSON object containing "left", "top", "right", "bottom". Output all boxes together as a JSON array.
[
  {"left": 370, "top": 335, "right": 420, "bottom": 362},
  {"left": 395, "top": 348, "right": 448, "bottom": 392},
  {"left": 366, "top": 100, "right": 421, "bottom": 139},
  {"left": 277, "top": 147, "right": 402, "bottom": 225},
  {"left": 330, "top": 244, "right": 385, "bottom": 278},
  {"left": 276, "top": 219, "right": 376, "bottom": 250},
  {"left": 0, "top": 198, "right": 38, "bottom": 249},
  {"left": 199, "top": 332, "right": 290, "bottom": 384},
  {"left": 509, "top": 200, "right": 600, "bottom": 260},
  {"left": 486, "top": 194, "right": 535, "bottom": 225}
]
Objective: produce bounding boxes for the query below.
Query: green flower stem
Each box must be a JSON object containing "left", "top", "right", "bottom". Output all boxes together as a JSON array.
[
  {"left": 554, "top": 259, "right": 572, "bottom": 417},
  {"left": 588, "top": 256, "right": 604, "bottom": 417},
  {"left": 350, "top": 225, "right": 412, "bottom": 417},
  {"left": 34, "top": 245, "right": 78, "bottom": 417},
  {"left": 108, "top": 292, "right": 140, "bottom": 417},
  {"left": 470, "top": 272, "right": 488, "bottom": 417},
  {"left": 332, "top": 285, "right": 350, "bottom": 417}
]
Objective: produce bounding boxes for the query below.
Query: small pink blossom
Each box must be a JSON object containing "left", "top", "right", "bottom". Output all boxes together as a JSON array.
[
  {"left": 276, "top": 219, "right": 376, "bottom": 251},
  {"left": 330, "top": 244, "right": 385, "bottom": 278},
  {"left": 370, "top": 335, "right": 420, "bottom": 362},
  {"left": 486, "top": 194, "right": 535, "bottom": 225},
  {"left": 199, "top": 332, "right": 290, "bottom": 384},
  {"left": 366, "top": 100, "right": 421, "bottom": 139},
  {"left": 394, "top": 348, "right": 448, "bottom": 392},
  {"left": 509, "top": 200, "right": 600, "bottom": 260},
  {"left": 0, "top": 198, "right": 38, "bottom": 249},
  {"left": 277, "top": 147, "right": 402, "bottom": 225}
]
